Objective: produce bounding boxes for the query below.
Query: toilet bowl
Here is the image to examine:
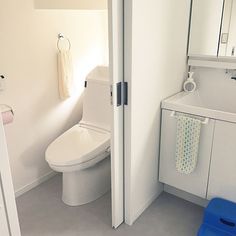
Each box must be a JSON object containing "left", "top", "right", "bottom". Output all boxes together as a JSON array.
[{"left": 45, "top": 66, "right": 111, "bottom": 206}]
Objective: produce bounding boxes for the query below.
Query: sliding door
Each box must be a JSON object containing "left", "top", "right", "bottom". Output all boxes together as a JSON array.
[{"left": 124, "top": 0, "right": 191, "bottom": 225}]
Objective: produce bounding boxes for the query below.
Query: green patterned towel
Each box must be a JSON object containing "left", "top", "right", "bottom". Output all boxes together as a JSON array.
[{"left": 175, "top": 115, "right": 201, "bottom": 174}]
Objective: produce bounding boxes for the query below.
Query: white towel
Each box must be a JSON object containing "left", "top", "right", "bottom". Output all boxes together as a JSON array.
[
  {"left": 175, "top": 115, "right": 201, "bottom": 174},
  {"left": 57, "top": 50, "right": 73, "bottom": 99}
]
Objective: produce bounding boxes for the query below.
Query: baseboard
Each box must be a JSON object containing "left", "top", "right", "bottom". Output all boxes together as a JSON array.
[
  {"left": 126, "top": 187, "right": 163, "bottom": 226},
  {"left": 15, "top": 171, "right": 57, "bottom": 198},
  {"left": 164, "top": 184, "right": 209, "bottom": 207}
]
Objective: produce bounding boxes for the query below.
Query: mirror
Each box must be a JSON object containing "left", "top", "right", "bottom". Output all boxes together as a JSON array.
[
  {"left": 189, "top": 0, "right": 236, "bottom": 60},
  {"left": 188, "top": 0, "right": 224, "bottom": 57},
  {"left": 219, "top": 0, "right": 236, "bottom": 58}
]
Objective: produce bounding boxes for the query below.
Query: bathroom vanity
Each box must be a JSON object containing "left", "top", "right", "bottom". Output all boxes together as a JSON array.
[
  {"left": 159, "top": 92, "right": 236, "bottom": 203},
  {"left": 0, "top": 105, "right": 21, "bottom": 236}
]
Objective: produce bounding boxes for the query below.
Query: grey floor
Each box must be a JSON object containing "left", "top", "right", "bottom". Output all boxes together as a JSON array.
[{"left": 16, "top": 175, "right": 204, "bottom": 236}]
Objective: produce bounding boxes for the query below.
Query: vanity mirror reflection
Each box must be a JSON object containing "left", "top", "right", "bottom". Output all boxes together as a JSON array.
[
  {"left": 219, "top": 0, "right": 236, "bottom": 58},
  {"left": 188, "top": 0, "right": 236, "bottom": 60}
]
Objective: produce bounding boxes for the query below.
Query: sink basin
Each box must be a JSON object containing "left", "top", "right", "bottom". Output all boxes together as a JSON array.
[{"left": 162, "top": 91, "right": 236, "bottom": 123}]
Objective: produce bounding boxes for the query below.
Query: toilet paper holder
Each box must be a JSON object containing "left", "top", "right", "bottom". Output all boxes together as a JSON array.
[{"left": 0, "top": 104, "right": 14, "bottom": 125}]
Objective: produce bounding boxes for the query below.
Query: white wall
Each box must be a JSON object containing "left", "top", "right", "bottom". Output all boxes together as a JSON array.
[
  {"left": 125, "top": 0, "right": 191, "bottom": 224},
  {"left": 0, "top": 0, "right": 108, "bottom": 195},
  {"left": 34, "top": 0, "right": 107, "bottom": 10},
  {"left": 192, "top": 67, "right": 236, "bottom": 108}
]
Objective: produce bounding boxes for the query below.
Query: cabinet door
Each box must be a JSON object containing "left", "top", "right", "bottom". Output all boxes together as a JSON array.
[
  {"left": 159, "top": 110, "right": 215, "bottom": 198},
  {"left": 208, "top": 120, "right": 236, "bottom": 202},
  {"left": 188, "top": 0, "right": 224, "bottom": 57},
  {"left": 0, "top": 182, "right": 10, "bottom": 236}
]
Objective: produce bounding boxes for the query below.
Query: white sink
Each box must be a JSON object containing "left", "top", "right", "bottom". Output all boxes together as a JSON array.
[{"left": 162, "top": 91, "right": 236, "bottom": 123}]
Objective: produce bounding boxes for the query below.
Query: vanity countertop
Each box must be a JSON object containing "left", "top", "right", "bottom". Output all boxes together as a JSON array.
[{"left": 162, "top": 91, "right": 236, "bottom": 124}]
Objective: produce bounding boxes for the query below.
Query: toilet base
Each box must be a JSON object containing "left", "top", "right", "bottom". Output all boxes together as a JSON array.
[{"left": 62, "top": 157, "right": 111, "bottom": 206}]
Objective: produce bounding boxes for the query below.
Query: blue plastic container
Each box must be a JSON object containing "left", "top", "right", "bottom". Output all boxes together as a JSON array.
[{"left": 198, "top": 198, "right": 236, "bottom": 236}]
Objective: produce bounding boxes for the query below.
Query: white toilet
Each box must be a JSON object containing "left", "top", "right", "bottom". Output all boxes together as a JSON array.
[{"left": 46, "top": 66, "right": 111, "bottom": 206}]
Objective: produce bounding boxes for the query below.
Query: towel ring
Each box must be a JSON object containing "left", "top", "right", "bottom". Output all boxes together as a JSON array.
[{"left": 57, "top": 33, "right": 71, "bottom": 51}]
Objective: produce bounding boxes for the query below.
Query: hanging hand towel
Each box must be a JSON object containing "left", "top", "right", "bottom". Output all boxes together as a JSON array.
[
  {"left": 175, "top": 115, "right": 201, "bottom": 174},
  {"left": 57, "top": 50, "right": 74, "bottom": 99}
]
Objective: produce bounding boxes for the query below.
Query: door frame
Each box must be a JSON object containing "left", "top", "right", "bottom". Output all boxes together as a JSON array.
[{"left": 108, "top": 0, "right": 124, "bottom": 229}]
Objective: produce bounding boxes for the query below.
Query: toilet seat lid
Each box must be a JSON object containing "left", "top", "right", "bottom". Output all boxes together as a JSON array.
[{"left": 46, "top": 125, "right": 110, "bottom": 167}]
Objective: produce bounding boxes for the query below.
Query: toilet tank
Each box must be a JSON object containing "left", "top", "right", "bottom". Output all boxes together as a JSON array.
[{"left": 81, "top": 66, "right": 111, "bottom": 131}]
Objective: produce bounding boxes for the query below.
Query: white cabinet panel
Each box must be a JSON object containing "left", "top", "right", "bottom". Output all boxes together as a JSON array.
[
  {"left": 0, "top": 183, "right": 10, "bottom": 236},
  {"left": 159, "top": 110, "right": 215, "bottom": 198},
  {"left": 208, "top": 120, "right": 236, "bottom": 202},
  {"left": 188, "top": 0, "right": 224, "bottom": 57}
]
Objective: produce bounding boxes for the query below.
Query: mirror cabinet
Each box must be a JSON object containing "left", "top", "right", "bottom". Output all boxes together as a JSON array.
[{"left": 188, "top": 0, "right": 236, "bottom": 60}]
